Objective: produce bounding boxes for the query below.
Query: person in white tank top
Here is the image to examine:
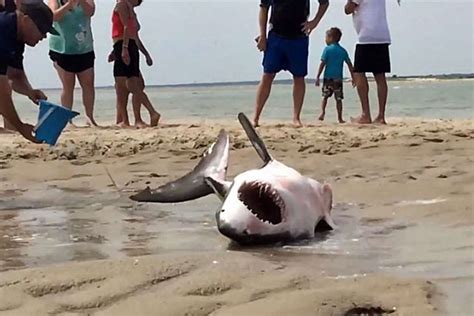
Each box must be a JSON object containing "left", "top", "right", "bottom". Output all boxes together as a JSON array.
[{"left": 345, "top": 0, "right": 396, "bottom": 125}]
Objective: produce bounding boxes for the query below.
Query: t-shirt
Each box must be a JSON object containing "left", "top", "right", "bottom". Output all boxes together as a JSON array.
[
  {"left": 0, "top": 0, "right": 24, "bottom": 71},
  {"left": 260, "top": 0, "right": 329, "bottom": 39},
  {"left": 321, "top": 43, "right": 350, "bottom": 80},
  {"left": 49, "top": 0, "right": 94, "bottom": 54},
  {"left": 352, "top": 0, "right": 391, "bottom": 44},
  {"left": 0, "top": 0, "right": 16, "bottom": 12},
  {"left": 0, "top": 11, "right": 18, "bottom": 75}
]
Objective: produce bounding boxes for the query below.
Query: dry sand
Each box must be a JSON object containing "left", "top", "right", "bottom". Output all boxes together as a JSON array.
[{"left": 0, "top": 118, "right": 473, "bottom": 315}]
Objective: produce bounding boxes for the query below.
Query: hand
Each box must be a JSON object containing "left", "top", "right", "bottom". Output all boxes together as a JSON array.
[
  {"left": 28, "top": 89, "right": 47, "bottom": 105},
  {"left": 121, "top": 47, "right": 130, "bottom": 65},
  {"left": 107, "top": 51, "right": 115, "bottom": 63},
  {"left": 255, "top": 35, "right": 267, "bottom": 52},
  {"left": 19, "top": 123, "right": 41, "bottom": 144},
  {"left": 301, "top": 20, "right": 317, "bottom": 36},
  {"left": 315, "top": 78, "right": 320, "bottom": 87},
  {"left": 145, "top": 54, "right": 153, "bottom": 66}
]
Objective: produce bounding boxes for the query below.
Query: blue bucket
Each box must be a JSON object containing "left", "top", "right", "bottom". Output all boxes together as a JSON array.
[{"left": 35, "top": 101, "right": 79, "bottom": 146}]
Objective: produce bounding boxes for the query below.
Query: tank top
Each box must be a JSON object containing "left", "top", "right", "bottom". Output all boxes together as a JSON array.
[
  {"left": 49, "top": 0, "right": 94, "bottom": 55},
  {"left": 111, "top": 8, "right": 138, "bottom": 39}
]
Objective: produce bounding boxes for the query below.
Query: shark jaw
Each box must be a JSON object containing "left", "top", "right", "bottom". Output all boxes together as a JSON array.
[{"left": 237, "top": 181, "right": 286, "bottom": 226}]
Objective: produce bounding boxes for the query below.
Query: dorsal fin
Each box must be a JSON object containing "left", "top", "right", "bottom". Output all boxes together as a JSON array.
[{"left": 238, "top": 113, "right": 272, "bottom": 164}]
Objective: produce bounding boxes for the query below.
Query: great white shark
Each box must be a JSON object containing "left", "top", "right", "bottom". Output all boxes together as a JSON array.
[{"left": 131, "top": 113, "right": 335, "bottom": 245}]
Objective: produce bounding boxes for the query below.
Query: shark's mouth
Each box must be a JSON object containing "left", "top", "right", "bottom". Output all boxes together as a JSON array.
[{"left": 238, "top": 181, "right": 285, "bottom": 225}]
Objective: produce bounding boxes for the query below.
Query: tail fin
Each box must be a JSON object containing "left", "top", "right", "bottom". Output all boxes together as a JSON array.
[{"left": 130, "top": 130, "right": 229, "bottom": 203}]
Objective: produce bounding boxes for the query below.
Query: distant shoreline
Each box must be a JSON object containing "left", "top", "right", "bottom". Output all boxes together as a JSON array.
[{"left": 41, "top": 73, "right": 474, "bottom": 91}]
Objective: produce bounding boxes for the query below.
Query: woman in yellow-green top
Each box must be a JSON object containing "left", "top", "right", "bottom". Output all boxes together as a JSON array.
[{"left": 48, "top": 0, "right": 98, "bottom": 126}]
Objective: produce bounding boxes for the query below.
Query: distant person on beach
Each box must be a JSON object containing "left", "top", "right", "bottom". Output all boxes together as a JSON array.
[
  {"left": 112, "top": 0, "right": 160, "bottom": 128},
  {"left": 253, "top": 0, "right": 329, "bottom": 127},
  {"left": 315, "top": 27, "right": 355, "bottom": 123},
  {"left": 108, "top": 9, "right": 158, "bottom": 128},
  {"left": 345, "top": 0, "right": 392, "bottom": 124},
  {"left": 48, "top": 0, "right": 98, "bottom": 127},
  {"left": 0, "top": 0, "right": 57, "bottom": 142},
  {"left": 0, "top": 0, "right": 48, "bottom": 133}
]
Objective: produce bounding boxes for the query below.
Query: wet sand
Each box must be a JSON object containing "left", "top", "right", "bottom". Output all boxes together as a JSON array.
[{"left": 0, "top": 118, "right": 473, "bottom": 315}]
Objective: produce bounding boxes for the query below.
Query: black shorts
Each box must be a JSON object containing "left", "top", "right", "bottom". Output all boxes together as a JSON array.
[
  {"left": 113, "top": 40, "right": 140, "bottom": 78},
  {"left": 354, "top": 44, "right": 391, "bottom": 74},
  {"left": 49, "top": 51, "right": 95, "bottom": 73},
  {"left": 322, "top": 79, "right": 344, "bottom": 101}
]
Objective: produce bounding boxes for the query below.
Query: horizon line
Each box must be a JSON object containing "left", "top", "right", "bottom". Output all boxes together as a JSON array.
[{"left": 41, "top": 72, "right": 474, "bottom": 91}]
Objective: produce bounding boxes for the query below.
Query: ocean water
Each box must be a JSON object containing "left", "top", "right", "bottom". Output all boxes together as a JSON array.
[{"left": 12, "top": 79, "right": 474, "bottom": 125}]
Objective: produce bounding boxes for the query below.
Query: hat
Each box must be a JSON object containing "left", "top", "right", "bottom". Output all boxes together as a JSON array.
[{"left": 19, "top": 0, "right": 59, "bottom": 35}]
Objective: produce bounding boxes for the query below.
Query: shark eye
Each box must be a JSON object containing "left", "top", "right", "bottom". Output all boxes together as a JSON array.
[{"left": 238, "top": 181, "right": 284, "bottom": 225}]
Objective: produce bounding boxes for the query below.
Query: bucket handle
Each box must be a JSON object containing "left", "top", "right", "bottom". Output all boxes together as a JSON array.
[{"left": 34, "top": 106, "right": 56, "bottom": 132}]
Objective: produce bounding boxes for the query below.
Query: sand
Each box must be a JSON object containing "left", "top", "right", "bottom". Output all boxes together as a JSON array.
[{"left": 0, "top": 118, "right": 473, "bottom": 315}]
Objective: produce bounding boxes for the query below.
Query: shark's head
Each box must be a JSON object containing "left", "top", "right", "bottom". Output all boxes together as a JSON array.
[
  {"left": 213, "top": 160, "right": 329, "bottom": 245},
  {"left": 216, "top": 170, "right": 290, "bottom": 244}
]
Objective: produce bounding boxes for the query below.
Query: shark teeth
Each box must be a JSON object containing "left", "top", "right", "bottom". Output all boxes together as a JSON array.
[{"left": 238, "top": 181, "right": 285, "bottom": 225}]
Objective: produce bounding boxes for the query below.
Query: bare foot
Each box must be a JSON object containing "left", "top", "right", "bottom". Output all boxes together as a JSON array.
[
  {"left": 373, "top": 116, "right": 387, "bottom": 125},
  {"left": 86, "top": 117, "right": 100, "bottom": 128},
  {"left": 318, "top": 113, "right": 325, "bottom": 121},
  {"left": 350, "top": 115, "right": 372, "bottom": 124},
  {"left": 293, "top": 119, "right": 303, "bottom": 128},
  {"left": 338, "top": 119, "right": 346, "bottom": 124},
  {"left": 0, "top": 127, "right": 14, "bottom": 134},
  {"left": 135, "top": 121, "right": 149, "bottom": 129},
  {"left": 150, "top": 112, "right": 161, "bottom": 127},
  {"left": 253, "top": 120, "right": 259, "bottom": 128},
  {"left": 117, "top": 122, "right": 131, "bottom": 128}
]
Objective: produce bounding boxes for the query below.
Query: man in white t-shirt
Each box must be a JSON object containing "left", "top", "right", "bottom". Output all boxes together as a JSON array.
[{"left": 345, "top": 0, "right": 392, "bottom": 124}]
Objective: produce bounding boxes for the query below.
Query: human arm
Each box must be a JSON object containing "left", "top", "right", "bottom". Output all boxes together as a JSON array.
[
  {"left": 136, "top": 34, "right": 153, "bottom": 66},
  {"left": 7, "top": 68, "right": 47, "bottom": 104},
  {"left": 116, "top": 1, "right": 131, "bottom": 65},
  {"left": 48, "top": 0, "right": 79, "bottom": 21},
  {"left": 79, "top": 0, "right": 95, "bottom": 17},
  {"left": 0, "top": 76, "right": 39, "bottom": 143},
  {"left": 302, "top": 0, "right": 329, "bottom": 36},
  {"left": 315, "top": 61, "right": 325, "bottom": 86},
  {"left": 256, "top": 2, "right": 270, "bottom": 52},
  {"left": 345, "top": 0, "right": 359, "bottom": 15},
  {"left": 345, "top": 59, "right": 356, "bottom": 87}
]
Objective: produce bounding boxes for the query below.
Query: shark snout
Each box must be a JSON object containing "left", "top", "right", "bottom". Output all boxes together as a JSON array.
[{"left": 215, "top": 210, "right": 247, "bottom": 241}]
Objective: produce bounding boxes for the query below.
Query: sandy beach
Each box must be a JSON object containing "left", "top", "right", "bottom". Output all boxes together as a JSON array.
[{"left": 0, "top": 118, "right": 473, "bottom": 315}]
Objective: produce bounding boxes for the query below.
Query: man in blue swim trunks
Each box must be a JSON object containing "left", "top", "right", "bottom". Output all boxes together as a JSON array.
[
  {"left": 253, "top": 0, "right": 329, "bottom": 127},
  {"left": 0, "top": 0, "right": 57, "bottom": 142}
]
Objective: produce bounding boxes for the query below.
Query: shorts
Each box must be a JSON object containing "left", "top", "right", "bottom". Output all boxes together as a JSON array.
[
  {"left": 113, "top": 39, "right": 140, "bottom": 78},
  {"left": 322, "top": 79, "right": 344, "bottom": 101},
  {"left": 263, "top": 31, "right": 309, "bottom": 77},
  {"left": 354, "top": 44, "right": 391, "bottom": 74},
  {"left": 49, "top": 51, "right": 95, "bottom": 73}
]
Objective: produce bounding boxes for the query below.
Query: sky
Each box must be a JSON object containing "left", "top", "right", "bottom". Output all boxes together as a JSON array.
[{"left": 22, "top": 0, "right": 474, "bottom": 89}]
